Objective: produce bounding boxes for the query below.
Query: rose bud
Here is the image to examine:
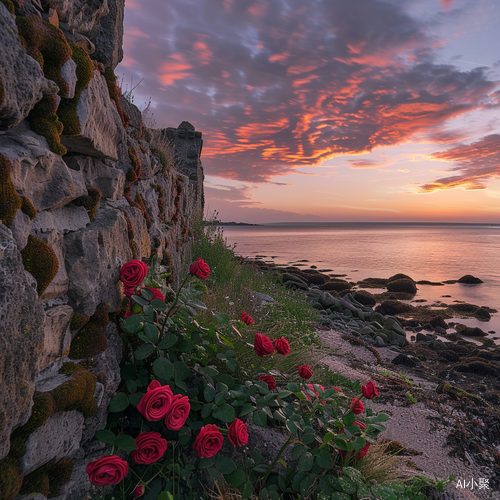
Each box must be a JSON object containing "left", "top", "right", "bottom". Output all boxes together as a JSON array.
[
  {"left": 361, "top": 381, "right": 378, "bottom": 399},
  {"left": 259, "top": 374, "right": 276, "bottom": 390},
  {"left": 350, "top": 398, "right": 364, "bottom": 415},
  {"left": 241, "top": 310, "right": 254, "bottom": 325},
  {"left": 274, "top": 336, "right": 290, "bottom": 355},
  {"left": 298, "top": 364, "right": 313, "bottom": 379}
]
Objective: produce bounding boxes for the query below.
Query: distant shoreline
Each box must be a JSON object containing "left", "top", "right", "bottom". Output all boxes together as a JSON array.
[{"left": 219, "top": 221, "right": 500, "bottom": 227}]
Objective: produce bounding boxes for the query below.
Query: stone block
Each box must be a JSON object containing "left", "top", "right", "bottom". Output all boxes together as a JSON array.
[
  {"left": 0, "top": 121, "right": 88, "bottom": 211},
  {"left": 0, "top": 225, "right": 46, "bottom": 460},
  {"left": 60, "top": 58, "right": 78, "bottom": 100},
  {"left": 9, "top": 209, "right": 32, "bottom": 250},
  {"left": 38, "top": 305, "right": 73, "bottom": 371},
  {"left": 31, "top": 205, "right": 90, "bottom": 234},
  {"left": 122, "top": 206, "right": 150, "bottom": 259},
  {"left": 64, "top": 155, "right": 125, "bottom": 200},
  {"left": 60, "top": 71, "right": 127, "bottom": 160},
  {"left": 64, "top": 208, "right": 132, "bottom": 315},
  {"left": 0, "top": 3, "right": 55, "bottom": 130},
  {"left": 41, "top": 0, "right": 109, "bottom": 33},
  {"left": 19, "top": 410, "right": 85, "bottom": 475}
]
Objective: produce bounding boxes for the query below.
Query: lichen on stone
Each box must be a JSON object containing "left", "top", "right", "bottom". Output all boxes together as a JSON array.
[
  {"left": 0, "top": 457, "right": 23, "bottom": 500},
  {"left": 58, "top": 41, "right": 94, "bottom": 136},
  {"left": 68, "top": 303, "right": 109, "bottom": 361},
  {"left": 0, "top": 153, "right": 22, "bottom": 227},
  {"left": 134, "top": 191, "right": 152, "bottom": 229},
  {"left": 71, "top": 186, "right": 101, "bottom": 221},
  {"left": 21, "top": 235, "right": 59, "bottom": 296},
  {"left": 27, "top": 94, "right": 67, "bottom": 156}
]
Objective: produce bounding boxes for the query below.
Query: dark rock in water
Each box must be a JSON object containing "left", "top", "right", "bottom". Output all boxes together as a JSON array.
[
  {"left": 416, "top": 332, "right": 434, "bottom": 342},
  {"left": 387, "top": 278, "right": 417, "bottom": 294},
  {"left": 434, "top": 326, "right": 447, "bottom": 335},
  {"left": 319, "top": 280, "right": 351, "bottom": 292},
  {"left": 457, "top": 274, "right": 483, "bottom": 284},
  {"left": 301, "top": 269, "right": 321, "bottom": 275},
  {"left": 392, "top": 353, "right": 419, "bottom": 367},
  {"left": 457, "top": 326, "right": 488, "bottom": 337},
  {"left": 453, "top": 361, "right": 499, "bottom": 377},
  {"left": 302, "top": 274, "right": 326, "bottom": 286},
  {"left": 375, "top": 300, "right": 413, "bottom": 316},
  {"left": 447, "top": 303, "right": 492, "bottom": 321},
  {"left": 438, "top": 350, "right": 460, "bottom": 363},
  {"left": 356, "top": 277, "right": 388, "bottom": 288},
  {"left": 310, "top": 265, "right": 317, "bottom": 269},
  {"left": 416, "top": 280, "right": 444, "bottom": 286},
  {"left": 429, "top": 316, "right": 449, "bottom": 330},
  {"left": 282, "top": 273, "right": 307, "bottom": 285},
  {"left": 352, "top": 290, "right": 376, "bottom": 307},
  {"left": 475, "top": 307, "right": 491, "bottom": 321},
  {"left": 388, "top": 273, "right": 414, "bottom": 283}
]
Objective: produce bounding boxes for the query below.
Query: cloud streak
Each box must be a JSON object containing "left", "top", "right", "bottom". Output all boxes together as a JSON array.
[{"left": 120, "top": 0, "right": 498, "bottom": 185}]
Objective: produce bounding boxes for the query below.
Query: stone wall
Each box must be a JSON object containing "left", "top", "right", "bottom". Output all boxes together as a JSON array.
[{"left": 0, "top": 1, "right": 204, "bottom": 498}]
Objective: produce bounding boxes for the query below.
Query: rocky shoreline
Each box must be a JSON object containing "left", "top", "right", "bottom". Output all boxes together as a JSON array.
[{"left": 243, "top": 256, "right": 500, "bottom": 495}]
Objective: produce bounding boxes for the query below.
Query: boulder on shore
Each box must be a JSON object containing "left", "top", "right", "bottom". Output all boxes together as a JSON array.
[
  {"left": 387, "top": 278, "right": 417, "bottom": 294},
  {"left": 457, "top": 275, "right": 483, "bottom": 284}
]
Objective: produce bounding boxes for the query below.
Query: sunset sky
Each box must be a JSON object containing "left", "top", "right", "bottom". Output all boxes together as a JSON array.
[{"left": 118, "top": 0, "right": 500, "bottom": 223}]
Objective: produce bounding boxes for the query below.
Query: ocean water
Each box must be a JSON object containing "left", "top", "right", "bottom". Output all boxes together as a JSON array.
[{"left": 221, "top": 223, "right": 500, "bottom": 340}]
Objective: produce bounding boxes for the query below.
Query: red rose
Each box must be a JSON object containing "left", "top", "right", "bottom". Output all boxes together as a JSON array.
[
  {"left": 338, "top": 421, "right": 370, "bottom": 460},
  {"left": 133, "top": 485, "right": 145, "bottom": 498},
  {"left": 131, "top": 431, "right": 168, "bottom": 464},
  {"left": 241, "top": 310, "right": 254, "bottom": 325},
  {"left": 298, "top": 364, "right": 313, "bottom": 379},
  {"left": 361, "top": 381, "right": 378, "bottom": 399},
  {"left": 259, "top": 374, "right": 276, "bottom": 390},
  {"left": 254, "top": 333, "right": 275, "bottom": 357},
  {"left": 350, "top": 398, "right": 364, "bottom": 415},
  {"left": 141, "top": 287, "right": 165, "bottom": 302},
  {"left": 189, "top": 258, "right": 210, "bottom": 279},
  {"left": 228, "top": 418, "right": 248, "bottom": 447},
  {"left": 193, "top": 424, "right": 224, "bottom": 458},
  {"left": 165, "top": 394, "right": 191, "bottom": 431},
  {"left": 332, "top": 387, "right": 342, "bottom": 392},
  {"left": 86, "top": 455, "right": 128, "bottom": 486},
  {"left": 137, "top": 380, "right": 173, "bottom": 421},
  {"left": 274, "top": 336, "right": 290, "bottom": 355},
  {"left": 121, "top": 260, "right": 148, "bottom": 296}
]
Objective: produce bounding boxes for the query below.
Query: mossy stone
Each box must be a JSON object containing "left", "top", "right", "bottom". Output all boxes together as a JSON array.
[
  {"left": 135, "top": 191, "right": 151, "bottom": 228},
  {"left": 51, "top": 369, "right": 97, "bottom": 418},
  {"left": 69, "top": 312, "right": 90, "bottom": 332},
  {"left": 71, "top": 186, "right": 101, "bottom": 221},
  {"left": 69, "top": 303, "right": 109, "bottom": 360},
  {"left": 1, "top": 0, "right": 14, "bottom": 15},
  {"left": 21, "top": 235, "right": 59, "bottom": 296},
  {"left": 104, "top": 68, "right": 127, "bottom": 127},
  {"left": 21, "top": 196, "right": 37, "bottom": 220},
  {"left": 0, "top": 457, "right": 23, "bottom": 500},
  {"left": 0, "top": 153, "right": 22, "bottom": 227}
]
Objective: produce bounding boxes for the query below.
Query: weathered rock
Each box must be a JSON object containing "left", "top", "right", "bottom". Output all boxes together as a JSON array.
[
  {"left": 429, "top": 316, "right": 448, "bottom": 330},
  {"left": 387, "top": 278, "right": 417, "bottom": 294},
  {"left": 0, "top": 121, "right": 88, "bottom": 211},
  {"left": 41, "top": 0, "right": 109, "bottom": 32},
  {"left": 388, "top": 273, "right": 414, "bottom": 283},
  {"left": 60, "top": 71, "right": 127, "bottom": 160},
  {"left": 120, "top": 95, "right": 143, "bottom": 136},
  {"left": 20, "top": 410, "right": 85, "bottom": 475},
  {"left": 352, "top": 290, "right": 376, "bottom": 307},
  {"left": 0, "top": 3, "right": 56, "bottom": 130},
  {"left": 64, "top": 208, "right": 132, "bottom": 315},
  {"left": 438, "top": 350, "right": 460, "bottom": 363},
  {"left": 0, "top": 224, "right": 45, "bottom": 460},
  {"left": 251, "top": 291, "right": 276, "bottom": 305},
  {"left": 38, "top": 305, "right": 73, "bottom": 371},
  {"left": 122, "top": 206, "right": 150, "bottom": 259},
  {"left": 416, "top": 332, "right": 434, "bottom": 342},
  {"left": 88, "top": 0, "right": 124, "bottom": 69},
  {"left": 64, "top": 155, "right": 125, "bottom": 200},
  {"left": 32, "top": 205, "right": 90, "bottom": 234},
  {"left": 319, "top": 280, "right": 351, "bottom": 292},
  {"left": 282, "top": 273, "right": 307, "bottom": 285},
  {"left": 392, "top": 353, "right": 419, "bottom": 367},
  {"left": 375, "top": 300, "right": 413, "bottom": 316},
  {"left": 60, "top": 58, "right": 78, "bottom": 100},
  {"left": 9, "top": 209, "right": 32, "bottom": 250},
  {"left": 456, "top": 326, "right": 487, "bottom": 337},
  {"left": 318, "top": 291, "right": 337, "bottom": 309},
  {"left": 457, "top": 274, "right": 483, "bottom": 284}
]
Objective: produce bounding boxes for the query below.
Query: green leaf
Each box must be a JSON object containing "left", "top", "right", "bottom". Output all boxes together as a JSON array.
[
  {"left": 333, "top": 438, "right": 348, "bottom": 450},
  {"left": 225, "top": 469, "right": 246, "bottom": 488},
  {"left": 144, "top": 323, "right": 159, "bottom": 343},
  {"left": 300, "top": 474, "right": 315, "bottom": 496},
  {"left": 176, "top": 340, "right": 193, "bottom": 352},
  {"left": 315, "top": 449, "right": 335, "bottom": 469},
  {"left": 292, "top": 444, "right": 306, "bottom": 459},
  {"left": 323, "top": 432, "right": 335, "bottom": 445},
  {"left": 199, "top": 366, "right": 218, "bottom": 377},
  {"left": 158, "top": 334, "right": 178, "bottom": 350},
  {"left": 174, "top": 360, "right": 191, "bottom": 380},
  {"left": 126, "top": 379, "right": 137, "bottom": 394},
  {"left": 338, "top": 477, "right": 357, "bottom": 494},
  {"left": 95, "top": 429, "right": 115, "bottom": 445},
  {"left": 213, "top": 404, "right": 235, "bottom": 423},
  {"left": 287, "top": 383, "right": 300, "bottom": 392},
  {"left": 302, "top": 432, "right": 316, "bottom": 445},
  {"left": 109, "top": 392, "right": 129, "bottom": 413},
  {"left": 278, "top": 390, "right": 292, "bottom": 399},
  {"left": 342, "top": 411, "right": 356, "bottom": 426},
  {"left": 286, "top": 420, "right": 297, "bottom": 435},
  {"left": 216, "top": 456, "right": 237, "bottom": 474},
  {"left": 298, "top": 452, "right": 314, "bottom": 472},
  {"left": 273, "top": 409, "right": 286, "bottom": 423},
  {"left": 239, "top": 405, "right": 254, "bottom": 417},
  {"left": 254, "top": 380, "right": 269, "bottom": 394},
  {"left": 141, "top": 288, "right": 154, "bottom": 301},
  {"left": 242, "top": 481, "right": 253, "bottom": 500},
  {"left": 157, "top": 492, "right": 174, "bottom": 500},
  {"left": 377, "top": 413, "right": 390, "bottom": 422},
  {"left": 204, "top": 385, "right": 215, "bottom": 402},
  {"left": 120, "top": 363, "right": 137, "bottom": 380},
  {"left": 134, "top": 344, "right": 155, "bottom": 360},
  {"left": 129, "top": 393, "right": 143, "bottom": 407},
  {"left": 151, "top": 298, "right": 167, "bottom": 311},
  {"left": 201, "top": 403, "right": 213, "bottom": 418},
  {"left": 132, "top": 295, "right": 148, "bottom": 306},
  {"left": 252, "top": 410, "right": 267, "bottom": 427},
  {"left": 178, "top": 426, "right": 191, "bottom": 446},
  {"left": 198, "top": 457, "right": 215, "bottom": 469},
  {"left": 115, "top": 434, "right": 136, "bottom": 452},
  {"left": 330, "top": 493, "right": 351, "bottom": 500},
  {"left": 214, "top": 312, "right": 230, "bottom": 326},
  {"left": 214, "top": 391, "right": 226, "bottom": 405},
  {"left": 153, "top": 357, "right": 174, "bottom": 381},
  {"left": 225, "top": 358, "right": 237, "bottom": 372}
]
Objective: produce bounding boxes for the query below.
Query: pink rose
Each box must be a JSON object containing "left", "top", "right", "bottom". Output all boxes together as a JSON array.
[
  {"left": 254, "top": 333, "right": 275, "bottom": 357},
  {"left": 193, "top": 424, "right": 224, "bottom": 458},
  {"left": 241, "top": 310, "right": 254, "bottom": 325},
  {"left": 259, "top": 375, "right": 276, "bottom": 390},
  {"left": 350, "top": 398, "right": 364, "bottom": 415},
  {"left": 189, "top": 258, "right": 210, "bottom": 279},
  {"left": 137, "top": 380, "right": 173, "bottom": 421},
  {"left": 298, "top": 364, "right": 313, "bottom": 379},
  {"left": 228, "top": 418, "right": 248, "bottom": 447},
  {"left": 361, "top": 381, "right": 378, "bottom": 399},
  {"left": 131, "top": 431, "right": 168, "bottom": 464},
  {"left": 121, "top": 260, "right": 148, "bottom": 296},
  {"left": 274, "top": 336, "right": 290, "bottom": 355},
  {"left": 165, "top": 394, "right": 191, "bottom": 431},
  {"left": 86, "top": 455, "right": 128, "bottom": 486}
]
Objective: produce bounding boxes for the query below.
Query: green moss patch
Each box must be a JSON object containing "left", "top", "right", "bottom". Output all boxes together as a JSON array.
[
  {"left": 104, "top": 68, "right": 128, "bottom": 127},
  {"left": 69, "top": 312, "right": 90, "bottom": 332},
  {"left": 19, "top": 458, "right": 73, "bottom": 498},
  {"left": 69, "top": 303, "right": 109, "bottom": 360},
  {"left": 20, "top": 196, "right": 37, "bottom": 220},
  {"left": 1, "top": 0, "right": 15, "bottom": 14},
  {"left": 72, "top": 186, "right": 101, "bottom": 222},
  {"left": 0, "top": 153, "right": 22, "bottom": 227},
  {"left": 58, "top": 41, "right": 94, "bottom": 136},
  {"left": 0, "top": 457, "right": 23, "bottom": 500},
  {"left": 27, "top": 94, "right": 66, "bottom": 156},
  {"left": 21, "top": 235, "right": 59, "bottom": 296}
]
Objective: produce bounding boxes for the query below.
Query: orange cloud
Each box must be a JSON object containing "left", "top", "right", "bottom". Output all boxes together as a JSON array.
[{"left": 157, "top": 55, "right": 192, "bottom": 85}]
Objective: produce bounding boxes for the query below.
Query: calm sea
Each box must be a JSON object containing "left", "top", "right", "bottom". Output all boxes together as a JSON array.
[{"left": 221, "top": 223, "right": 500, "bottom": 339}]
